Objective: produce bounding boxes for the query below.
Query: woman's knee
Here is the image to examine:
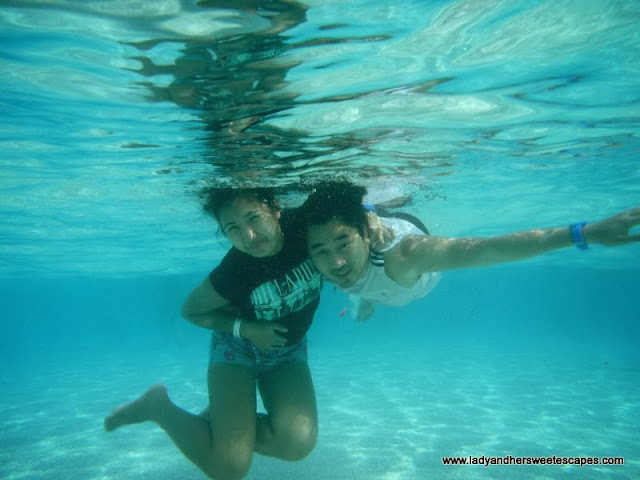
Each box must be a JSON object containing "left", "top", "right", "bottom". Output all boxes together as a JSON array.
[
  {"left": 279, "top": 413, "right": 318, "bottom": 461},
  {"left": 207, "top": 441, "right": 253, "bottom": 479}
]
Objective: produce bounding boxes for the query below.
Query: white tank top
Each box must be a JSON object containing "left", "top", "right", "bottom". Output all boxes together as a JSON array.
[{"left": 343, "top": 217, "right": 440, "bottom": 306}]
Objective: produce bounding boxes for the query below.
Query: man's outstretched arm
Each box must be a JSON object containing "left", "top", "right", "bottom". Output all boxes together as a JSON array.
[{"left": 392, "top": 207, "right": 640, "bottom": 276}]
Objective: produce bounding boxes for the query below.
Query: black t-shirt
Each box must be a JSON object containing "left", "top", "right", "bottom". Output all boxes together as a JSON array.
[{"left": 209, "top": 211, "right": 323, "bottom": 346}]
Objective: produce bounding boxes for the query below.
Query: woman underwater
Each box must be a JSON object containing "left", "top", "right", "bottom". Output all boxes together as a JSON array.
[{"left": 105, "top": 187, "right": 323, "bottom": 480}]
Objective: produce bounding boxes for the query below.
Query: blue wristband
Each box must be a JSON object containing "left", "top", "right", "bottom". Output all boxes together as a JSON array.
[
  {"left": 569, "top": 222, "right": 588, "bottom": 250},
  {"left": 363, "top": 203, "right": 377, "bottom": 213}
]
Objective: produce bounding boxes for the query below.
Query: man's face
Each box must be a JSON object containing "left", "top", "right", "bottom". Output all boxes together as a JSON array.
[{"left": 307, "top": 219, "right": 370, "bottom": 288}]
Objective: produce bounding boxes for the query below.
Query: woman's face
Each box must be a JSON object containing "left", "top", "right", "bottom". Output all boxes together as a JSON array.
[{"left": 218, "top": 197, "right": 284, "bottom": 258}]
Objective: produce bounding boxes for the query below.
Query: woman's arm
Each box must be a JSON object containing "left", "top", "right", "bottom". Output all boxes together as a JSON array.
[
  {"left": 181, "top": 276, "right": 288, "bottom": 350},
  {"left": 181, "top": 276, "right": 237, "bottom": 331}
]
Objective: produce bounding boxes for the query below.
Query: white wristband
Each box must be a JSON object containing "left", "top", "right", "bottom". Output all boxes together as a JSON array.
[{"left": 232, "top": 319, "right": 242, "bottom": 338}]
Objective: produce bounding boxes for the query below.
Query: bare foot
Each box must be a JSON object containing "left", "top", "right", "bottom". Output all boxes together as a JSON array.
[{"left": 104, "top": 383, "right": 168, "bottom": 432}]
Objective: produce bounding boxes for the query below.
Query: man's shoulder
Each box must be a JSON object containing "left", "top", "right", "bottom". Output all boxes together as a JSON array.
[
  {"left": 382, "top": 235, "right": 433, "bottom": 284},
  {"left": 381, "top": 239, "right": 413, "bottom": 282}
]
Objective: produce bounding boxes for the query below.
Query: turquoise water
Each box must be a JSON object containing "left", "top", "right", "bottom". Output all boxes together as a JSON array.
[{"left": 1, "top": 1, "right": 639, "bottom": 479}]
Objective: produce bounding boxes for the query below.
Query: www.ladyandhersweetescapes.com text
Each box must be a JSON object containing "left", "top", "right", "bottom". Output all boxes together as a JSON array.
[{"left": 442, "top": 455, "right": 624, "bottom": 467}]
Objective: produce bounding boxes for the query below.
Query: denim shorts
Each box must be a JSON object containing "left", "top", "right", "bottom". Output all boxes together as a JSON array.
[{"left": 209, "top": 332, "right": 308, "bottom": 377}]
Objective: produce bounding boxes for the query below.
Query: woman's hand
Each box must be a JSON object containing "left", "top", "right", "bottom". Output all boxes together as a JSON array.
[
  {"left": 366, "top": 211, "right": 395, "bottom": 251},
  {"left": 241, "top": 320, "right": 288, "bottom": 351}
]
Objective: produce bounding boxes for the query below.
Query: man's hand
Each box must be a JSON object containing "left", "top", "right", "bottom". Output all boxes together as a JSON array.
[
  {"left": 584, "top": 207, "right": 640, "bottom": 246},
  {"left": 242, "top": 321, "right": 288, "bottom": 351},
  {"left": 356, "top": 299, "right": 376, "bottom": 322}
]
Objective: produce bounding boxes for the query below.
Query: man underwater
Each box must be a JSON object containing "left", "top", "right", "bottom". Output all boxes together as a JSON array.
[{"left": 302, "top": 181, "right": 640, "bottom": 320}]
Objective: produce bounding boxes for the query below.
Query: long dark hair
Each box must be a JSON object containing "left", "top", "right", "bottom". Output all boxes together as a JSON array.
[{"left": 200, "top": 187, "right": 280, "bottom": 225}]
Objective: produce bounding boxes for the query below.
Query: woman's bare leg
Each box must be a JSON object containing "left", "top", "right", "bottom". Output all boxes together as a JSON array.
[
  {"left": 255, "top": 361, "right": 318, "bottom": 461},
  {"left": 104, "top": 364, "right": 257, "bottom": 480}
]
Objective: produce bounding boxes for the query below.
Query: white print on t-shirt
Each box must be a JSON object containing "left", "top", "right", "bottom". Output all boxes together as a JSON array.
[{"left": 250, "top": 259, "right": 322, "bottom": 321}]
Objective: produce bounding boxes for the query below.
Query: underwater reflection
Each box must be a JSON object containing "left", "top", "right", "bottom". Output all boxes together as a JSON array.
[{"left": 123, "top": 1, "right": 428, "bottom": 185}]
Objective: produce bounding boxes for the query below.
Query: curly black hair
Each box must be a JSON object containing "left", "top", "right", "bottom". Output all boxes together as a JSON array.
[{"left": 301, "top": 180, "right": 368, "bottom": 237}]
